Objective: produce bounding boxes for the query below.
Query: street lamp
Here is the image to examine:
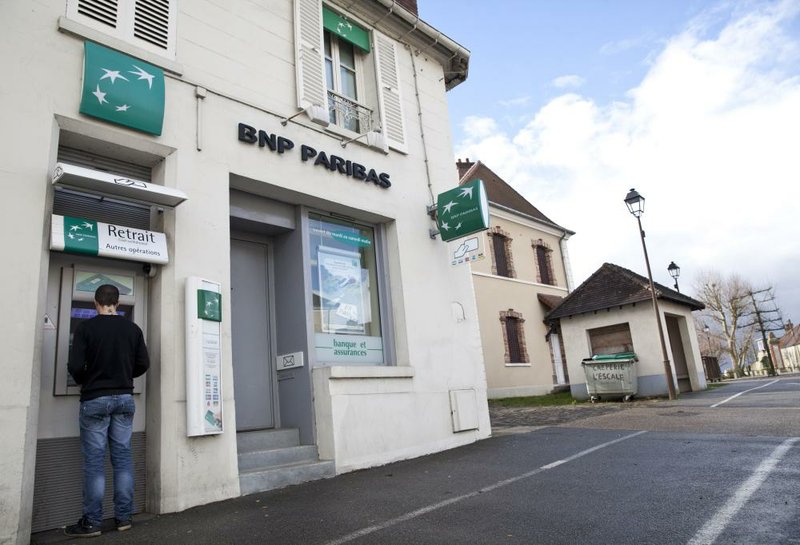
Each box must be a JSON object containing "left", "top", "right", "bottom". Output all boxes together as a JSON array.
[
  {"left": 624, "top": 188, "right": 677, "bottom": 400},
  {"left": 667, "top": 261, "right": 680, "bottom": 292},
  {"left": 703, "top": 325, "right": 712, "bottom": 356}
]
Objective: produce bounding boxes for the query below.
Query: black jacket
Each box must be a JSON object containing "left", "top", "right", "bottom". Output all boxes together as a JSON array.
[{"left": 68, "top": 315, "right": 150, "bottom": 402}]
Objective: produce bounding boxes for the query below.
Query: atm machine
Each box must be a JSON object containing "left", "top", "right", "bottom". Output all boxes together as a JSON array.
[{"left": 34, "top": 253, "right": 148, "bottom": 532}]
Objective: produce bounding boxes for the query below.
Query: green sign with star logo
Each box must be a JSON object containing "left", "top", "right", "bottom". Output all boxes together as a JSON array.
[
  {"left": 79, "top": 41, "right": 165, "bottom": 135},
  {"left": 436, "top": 179, "right": 490, "bottom": 242},
  {"left": 322, "top": 6, "right": 370, "bottom": 52}
]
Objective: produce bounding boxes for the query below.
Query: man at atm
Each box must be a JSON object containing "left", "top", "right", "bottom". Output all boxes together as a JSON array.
[{"left": 65, "top": 284, "right": 150, "bottom": 538}]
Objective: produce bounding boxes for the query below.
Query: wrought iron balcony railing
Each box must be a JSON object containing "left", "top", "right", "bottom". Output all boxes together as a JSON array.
[{"left": 327, "top": 90, "right": 375, "bottom": 134}]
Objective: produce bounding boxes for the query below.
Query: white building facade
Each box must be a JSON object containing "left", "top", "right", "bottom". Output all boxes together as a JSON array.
[{"left": 0, "top": 1, "right": 491, "bottom": 542}]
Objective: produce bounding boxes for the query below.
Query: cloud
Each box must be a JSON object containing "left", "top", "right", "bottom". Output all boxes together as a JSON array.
[
  {"left": 551, "top": 75, "right": 586, "bottom": 89},
  {"left": 498, "top": 95, "right": 532, "bottom": 108},
  {"left": 600, "top": 35, "right": 651, "bottom": 55},
  {"left": 455, "top": 0, "right": 800, "bottom": 320}
]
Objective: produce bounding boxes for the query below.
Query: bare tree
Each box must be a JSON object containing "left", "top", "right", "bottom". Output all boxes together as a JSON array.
[
  {"left": 693, "top": 271, "right": 755, "bottom": 377},
  {"left": 740, "top": 288, "right": 784, "bottom": 376}
]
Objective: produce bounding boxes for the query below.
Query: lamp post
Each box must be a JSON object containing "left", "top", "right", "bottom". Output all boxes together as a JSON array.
[
  {"left": 667, "top": 261, "right": 680, "bottom": 293},
  {"left": 624, "top": 188, "right": 677, "bottom": 400}
]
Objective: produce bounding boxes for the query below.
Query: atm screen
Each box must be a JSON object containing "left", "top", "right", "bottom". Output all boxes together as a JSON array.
[{"left": 70, "top": 307, "right": 128, "bottom": 319}]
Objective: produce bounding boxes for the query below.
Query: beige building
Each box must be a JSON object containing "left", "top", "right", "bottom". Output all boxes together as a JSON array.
[
  {"left": 455, "top": 160, "right": 574, "bottom": 399},
  {"left": 547, "top": 263, "right": 707, "bottom": 400},
  {"left": 778, "top": 321, "right": 800, "bottom": 372},
  {"left": 0, "top": 1, "right": 493, "bottom": 542},
  {"left": 751, "top": 320, "right": 800, "bottom": 375}
]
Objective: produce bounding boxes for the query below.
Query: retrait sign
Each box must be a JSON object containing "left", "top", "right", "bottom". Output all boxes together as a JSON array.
[{"left": 50, "top": 214, "right": 169, "bottom": 264}]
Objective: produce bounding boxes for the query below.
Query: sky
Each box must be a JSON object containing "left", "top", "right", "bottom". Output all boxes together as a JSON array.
[{"left": 419, "top": 0, "right": 800, "bottom": 325}]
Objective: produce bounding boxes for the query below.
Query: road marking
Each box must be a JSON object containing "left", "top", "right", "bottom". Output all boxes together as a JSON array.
[
  {"left": 687, "top": 437, "right": 798, "bottom": 545},
  {"left": 324, "top": 431, "right": 647, "bottom": 545},
  {"left": 710, "top": 379, "right": 780, "bottom": 408}
]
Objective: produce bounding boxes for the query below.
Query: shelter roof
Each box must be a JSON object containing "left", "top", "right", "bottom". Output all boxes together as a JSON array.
[{"left": 545, "top": 262, "right": 705, "bottom": 321}]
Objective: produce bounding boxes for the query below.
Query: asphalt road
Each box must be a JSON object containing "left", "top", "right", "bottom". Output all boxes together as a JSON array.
[{"left": 35, "top": 375, "right": 799, "bottom": 545}]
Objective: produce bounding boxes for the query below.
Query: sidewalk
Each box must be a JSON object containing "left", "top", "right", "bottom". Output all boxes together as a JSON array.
[
  {"left": 30, "top": 428, "right": 566, "bottom": 545},
  {"left": 32, "top": 401, "right": 656, "bottom": 545}
]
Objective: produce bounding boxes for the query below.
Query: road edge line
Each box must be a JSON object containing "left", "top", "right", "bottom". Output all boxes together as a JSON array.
[
  {"left": 710, "top": 378, "right": 780, "bottom": 408},
  {"left": 325, "top": 430, "right": 647, "bottom": 545},
  {"left": 686, "top": 437, "right": 799, "bottom": 545}
]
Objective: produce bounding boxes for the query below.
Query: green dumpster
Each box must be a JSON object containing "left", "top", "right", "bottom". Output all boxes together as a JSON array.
[{"left": 581, "top": 353, "right": 638, "bottom": 402}]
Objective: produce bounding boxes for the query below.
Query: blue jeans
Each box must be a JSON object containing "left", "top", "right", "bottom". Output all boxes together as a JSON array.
[{"left": 79, "top": 394, "right": 136, "bottom": 525}]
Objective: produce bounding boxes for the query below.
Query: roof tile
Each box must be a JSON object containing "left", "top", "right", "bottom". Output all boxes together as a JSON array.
[{"left": 546, "top": 262, "right": 704, "bottom": 320}]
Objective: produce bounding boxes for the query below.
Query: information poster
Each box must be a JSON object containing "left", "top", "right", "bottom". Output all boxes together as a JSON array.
[{"left": 317, "top": 246, "right": 370, "bottom": 334}]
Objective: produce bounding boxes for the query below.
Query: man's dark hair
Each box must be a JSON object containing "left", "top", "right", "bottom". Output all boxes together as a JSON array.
[{"left": 95, "top": 284, "right": 120, "bottom": 306}]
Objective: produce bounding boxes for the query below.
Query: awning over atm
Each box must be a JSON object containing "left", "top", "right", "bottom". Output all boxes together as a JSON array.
[{"left": 52, "top": 162, "right": 188, "bottom": 208}]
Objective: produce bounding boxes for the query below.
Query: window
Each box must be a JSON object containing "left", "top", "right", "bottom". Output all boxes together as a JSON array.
[
  {"left": 294, "top": 0, "right": 407, "bottom": 151},
  {"left": 309, "top": 213, "right": 385, "bottom": 365},
  {"left": 533, "top": 239, "right": 555, "bottom": 286},
  {"left": 324, "top": 31, "right": 364, "bottom": 133},
  {"left": 588, "top": 323, "right": 633, "bottom": 356},
  {"left": 66, "top": 0, "right": 177, "bottom": 58},
  {"left": 500, "top": 310, "right": 528, "bottom": 363},
  {"left": 489, "top": 227, "right": 515, "bottom": 278}
]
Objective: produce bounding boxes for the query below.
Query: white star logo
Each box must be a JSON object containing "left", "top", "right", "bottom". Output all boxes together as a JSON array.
[
  {"left": 82, "top": 222, "right": 94, "bottom": 230},
  {"left": 336, "top": 21, "right": 353, "bottom": 36},
  {"left": 459, "top": 186, "right": 474, "bottom": 199},
  {"left": 100, "top": 68, "right": 128, "bottom": 84},
  {"left": 442, "top": 201, "right": 457, "bottom": 214},
  {"left": 116, "top": 104, "right": 131, "bottom": 112},
  {"left": 441, "top": 222, "right": 450, "bottom": 231},
  {"left": 92, "top": 85, "right": 108, "bottom": 105},
  {"left": 455, "top": 223, "right": 463, "bottom": 230},
  {"left": 67, "top": 233, "right": 75, "bottom": 239},
  {"left": 70, "top": 225, "right": 81, "bottom": 231},
  {"left": 129, "top": 65, "right": 155, "bottom": 89}
]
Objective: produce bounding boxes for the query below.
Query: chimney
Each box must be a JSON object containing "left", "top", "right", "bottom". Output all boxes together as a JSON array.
[
  {"left": 455, "top": 157, "right": 475, "bottom": 180},
  {"left": 786, "top": 319, "right": 794, "bottom": 333}
]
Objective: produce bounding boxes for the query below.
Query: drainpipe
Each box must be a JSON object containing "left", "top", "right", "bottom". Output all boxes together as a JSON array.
[{"left": 559, "top": 232, "right": 574, "bottom": 292}]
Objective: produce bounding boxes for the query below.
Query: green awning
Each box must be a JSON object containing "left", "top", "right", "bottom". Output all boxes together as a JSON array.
[{"left": 323, "top": 6, "right": 370, "bottom": 52}]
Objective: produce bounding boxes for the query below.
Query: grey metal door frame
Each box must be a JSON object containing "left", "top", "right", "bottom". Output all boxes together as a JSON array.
[{"left": 230, "top": 233, "right": 280, "bottom": 431}]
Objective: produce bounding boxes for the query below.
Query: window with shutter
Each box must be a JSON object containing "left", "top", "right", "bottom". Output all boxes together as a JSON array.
[
  {"left": 295, "top": 0, "right": 327, "bottom": 113},
  {"left": 588, "top": 323, "right": 634, "bottom": 356},
  {"left": 533, "top": 242, "right": 555, "bottom": 285},
  {"left": 493, "top": 234, "right": 509, "bottom": 277},
  {"left": 293, "top": 0, "right": 405, "bottom": 151},
  {"left": 506, "top": 318, "right": 522, "bottom": 363},
  {"left": 374, "top": 32, "right": 406, "bottom": 152},
  {"left": 66, "top": 0, "right": 177, "bottom": 58},
  {"left": 500, "top": 310, "right": 528, "bottom": 364}
]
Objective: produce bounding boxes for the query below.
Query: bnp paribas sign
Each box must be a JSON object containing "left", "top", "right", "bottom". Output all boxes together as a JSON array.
[
  {"left": 50, "top": 215, "right": 169, "bottom": 264},
  {"left": 79, "top": 42, "right": 165, "bottom": 135},
  {"left": 436, "top": 179, "right": 490, "bottom": 242}
]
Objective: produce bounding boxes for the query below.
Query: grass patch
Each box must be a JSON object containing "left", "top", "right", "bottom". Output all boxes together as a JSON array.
[
  {"left": 706, "top": 382, "right": 729, "bottom": 390},
  {"left": 489, "top": 391, "right": 580, "bottom": 407}
]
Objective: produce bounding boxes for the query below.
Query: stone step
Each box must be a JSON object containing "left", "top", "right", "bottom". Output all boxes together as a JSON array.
[
  {"left": 236, "top": 428, "right": 300, "bottom": 453},
  {"left": 239, "top": 460, "right": 336, "bottom": 496},
  {"left": 237, "top": 445, "right": 319, "bottom": 472}
]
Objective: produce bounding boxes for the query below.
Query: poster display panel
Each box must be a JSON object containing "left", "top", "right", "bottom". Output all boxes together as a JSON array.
[{"left": 186, "top": 276, "right": 223, "bottom": 436}]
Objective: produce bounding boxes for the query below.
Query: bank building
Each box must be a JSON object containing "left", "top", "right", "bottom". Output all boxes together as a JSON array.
[{"left": 0, "top": 1, "right": 491, "bottom": 542}]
